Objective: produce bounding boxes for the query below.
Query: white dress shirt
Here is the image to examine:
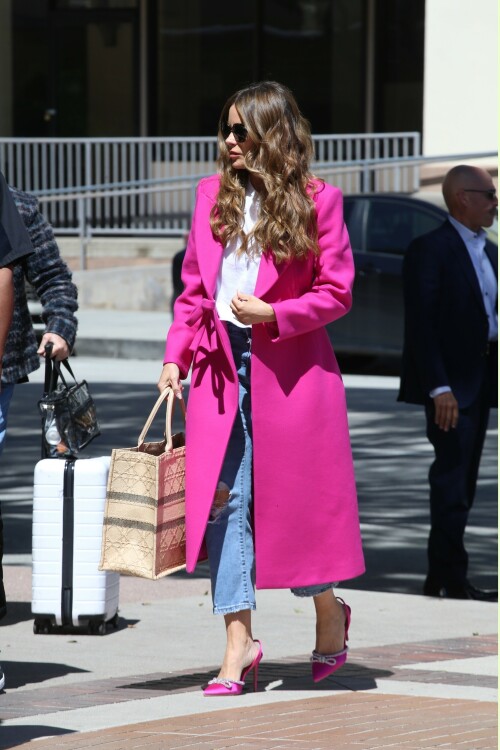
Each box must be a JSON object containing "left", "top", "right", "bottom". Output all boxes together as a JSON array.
[{"left": 215, "top": 182, "right": 262, "bottom": 328}]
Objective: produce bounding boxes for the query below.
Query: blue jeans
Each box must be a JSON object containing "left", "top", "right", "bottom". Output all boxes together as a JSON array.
[
  {"left": 0, "top": 384, "right": 15, "bottom": 596},
  {"left": 204, "top": 324, "right": 335, "bottom": 615},
  {"left": 0, "top": 384, "right": 15, "bottom": 459}
]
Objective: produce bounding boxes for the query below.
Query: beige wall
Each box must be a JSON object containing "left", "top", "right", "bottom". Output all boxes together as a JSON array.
[{"left": 423, "top": 0, "right": 498, "bottom": 155}]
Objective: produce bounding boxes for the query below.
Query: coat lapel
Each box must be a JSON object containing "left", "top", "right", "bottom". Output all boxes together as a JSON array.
[
  {"left": 484, "top": 240, "right": 498, "bottom": 277},
  {"left": 445, "top": 221, "right": 486, "bottom": 314},
  {"left": 196, "top": 230, "right": 224, "bottom": 299},
  {"left": 195, "top": 175, "right": 293, "bottom": 301},
  {"left": 254, "top": 250, "right": 291, "bottom": 299}
]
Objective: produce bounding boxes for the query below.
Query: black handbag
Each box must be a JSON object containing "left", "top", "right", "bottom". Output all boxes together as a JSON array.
[{"left": 39, "top": 345, "right": 100, "bottom": 458}]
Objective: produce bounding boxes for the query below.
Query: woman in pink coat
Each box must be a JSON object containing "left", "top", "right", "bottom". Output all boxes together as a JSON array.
[{"left": 158, "top": 81, "right": 364, "bottom": 696}]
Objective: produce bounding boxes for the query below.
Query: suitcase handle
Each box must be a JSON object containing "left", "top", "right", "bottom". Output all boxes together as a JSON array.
[{"left": 138, "top": 388, "right": 186, "bottom": 454}]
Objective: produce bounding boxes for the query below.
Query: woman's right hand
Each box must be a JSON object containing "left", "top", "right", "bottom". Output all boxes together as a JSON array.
[{"left": 157, "top": 362, "right": 183, "bottom": 399}]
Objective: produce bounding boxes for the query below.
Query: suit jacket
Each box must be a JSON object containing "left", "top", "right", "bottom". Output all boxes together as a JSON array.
[
  {"left": 164, "top": 175, "right": 365, "bottom": 588},
  {"left": 398, "top": 218, "right": 497, "bottom": 408}
]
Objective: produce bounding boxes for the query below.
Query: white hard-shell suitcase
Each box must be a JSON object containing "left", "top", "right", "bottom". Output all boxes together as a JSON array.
[{"left": 32, "top": 456, "right": 120, "bottom": 634}]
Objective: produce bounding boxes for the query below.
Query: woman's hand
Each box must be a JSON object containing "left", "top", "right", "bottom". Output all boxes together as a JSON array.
[
  {"left": 230, "top": 291, "right": 276, "bottom": 326},
  {"left": 157, "top": 362, "right": 183, "bottom": 399}
]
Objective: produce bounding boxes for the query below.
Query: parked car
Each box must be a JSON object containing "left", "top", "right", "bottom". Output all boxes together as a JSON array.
[
  {"left": 328, "top": 192, "right": 448, "bottom": 356},
  {"left": 171, "top": 192, "right": 497, "bottom": 357},
  {"left": 331, "top": 191, "right": 497, "bottom": 357}
]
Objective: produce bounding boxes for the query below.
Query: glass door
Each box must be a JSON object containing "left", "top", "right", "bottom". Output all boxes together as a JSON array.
[
  {"left": 47, "top": 8, "right": 139, "bottom": 136},
  {"left": 12, "top": 2, "right": 139, "bottom": 136}
]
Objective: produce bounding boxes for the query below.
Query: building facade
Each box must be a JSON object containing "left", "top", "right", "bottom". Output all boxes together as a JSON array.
[{"left": 0, "top": 0, "right": 496, "bottom": 156}]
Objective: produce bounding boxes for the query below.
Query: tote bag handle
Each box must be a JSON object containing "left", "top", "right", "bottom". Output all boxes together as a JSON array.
[
  {"left": 138, "top": 387, "right": 186, "bottom": 453},
  {"left": 43, "top": 342, "right": 79, "bottom": 394}
]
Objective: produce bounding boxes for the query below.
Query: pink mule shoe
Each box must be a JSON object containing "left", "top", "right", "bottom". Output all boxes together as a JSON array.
[
  {"left": 203, "top": 639, "right": 263, "bottom": 696},
  {"left": 311, "top": 598, "right": 351, "bottom": 683}
]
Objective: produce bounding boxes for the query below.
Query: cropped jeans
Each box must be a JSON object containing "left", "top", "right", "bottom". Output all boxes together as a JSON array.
[{"left": 204, "top": 323, "right": 335, "bottom": 615}]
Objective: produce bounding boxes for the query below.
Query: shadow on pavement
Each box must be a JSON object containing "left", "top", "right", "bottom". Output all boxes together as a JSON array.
[
  {"left": 0, "top": 602, "right": 33, "bottom": 626},
  {"left": 0, "top": 660, "right": 89, "bottom": 690},
  {"left": 1, "top": 602, "right": 139, "bottom": 635},
  {"left": 344, "top": 387, "right": 497, "bottom": 595},
  {"left": 337, "top": 353, "right": 401, "bottom": 376},
  {"left": 1, "top": 382, "right": 497, "bottom": 597},
  {"left": 118, "top": 660, "right": 391, "bottom": 694},
  {"left": 0, "top": 725, "right": 73, "bottom": 750}
]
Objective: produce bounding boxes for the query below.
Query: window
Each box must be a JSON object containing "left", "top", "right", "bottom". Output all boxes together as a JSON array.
[
  {"left": 366, "top": 200, "right": 443, "bottom": 255},
  {"left": 56, "top": 1, "right": 137, "bottom": 8},
  {"left": 374, "top": 0, "right": 425, "bottom": 133},
  {"left": 153, "top": 0, "right": 367, "bottom": 137}
]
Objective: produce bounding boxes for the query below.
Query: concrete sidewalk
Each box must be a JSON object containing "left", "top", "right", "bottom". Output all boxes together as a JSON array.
[
  {"left": 71, "top": 309, "right": 173, "bottom": 360},
  {"left": 0, "top": 575, "right": 497, "bottom": 749}
]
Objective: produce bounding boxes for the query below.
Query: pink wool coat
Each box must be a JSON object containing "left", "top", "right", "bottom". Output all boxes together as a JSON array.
[{"left": 164, "top": 175, "right": 365, "bottom": 589}]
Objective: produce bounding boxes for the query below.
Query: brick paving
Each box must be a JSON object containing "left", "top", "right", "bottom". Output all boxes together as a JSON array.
[
  {"left": 7, "top": 694, "right": 497, "bottom": 750},
  {"left": 1, "top": 634, "right": 495, "bottom": 722},
  {"left": 1, "top": 634, "right": 497, "bottom": 749}
]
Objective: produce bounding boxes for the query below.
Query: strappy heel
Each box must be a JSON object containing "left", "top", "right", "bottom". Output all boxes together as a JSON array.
[
  {"left": 311, "top": 597, "right": 351, "bottom": 683},
  {"left": 203, "top": 639, "right": 263, "bottom": 696}
]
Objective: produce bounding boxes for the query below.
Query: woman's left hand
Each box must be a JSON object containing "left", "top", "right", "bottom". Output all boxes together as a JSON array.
[{"left": 230, "top": 292, "right": 276, "bottom": 325}]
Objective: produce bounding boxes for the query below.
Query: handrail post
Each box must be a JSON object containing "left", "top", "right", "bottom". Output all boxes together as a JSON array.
[
  {"left": 190, "top": 181, "right": 197, "bottom": 215},
  {"left": 414, "top": 132, "right": 421, "bottom": 191},
  {"left": 84, "top": 140, "right": 92, "bottom": 252},
  {"left": 77, "top": 196, "right": 87, "bottom": 270},
  {"left": 362, "top": 159, "right": 370, "bottom": 194}
]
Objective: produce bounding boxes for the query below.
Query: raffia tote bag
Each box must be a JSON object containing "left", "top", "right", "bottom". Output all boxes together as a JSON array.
[{"left": 99, "top": 388, "right": 187, "bottom": 579}]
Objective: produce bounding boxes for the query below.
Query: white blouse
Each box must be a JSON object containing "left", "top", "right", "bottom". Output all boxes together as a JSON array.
[{"left": 215, "top": 182, "right": 262, "bottom": 328}]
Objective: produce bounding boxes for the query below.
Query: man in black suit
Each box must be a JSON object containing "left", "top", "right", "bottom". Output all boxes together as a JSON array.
[{"left": 399, "top": 165, "right": 497, "bottom": 601}]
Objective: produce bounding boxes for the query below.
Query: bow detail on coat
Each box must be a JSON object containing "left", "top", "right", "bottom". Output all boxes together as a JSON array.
[
  {"left": 185, "top": 298, "right": 236, "bottom": 413},
  {"left": 186, "top": 298, "right": 219, "bottom": 354}
]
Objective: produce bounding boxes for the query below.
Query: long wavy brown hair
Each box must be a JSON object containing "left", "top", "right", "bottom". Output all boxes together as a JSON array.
[{"left": 210, "top": 81, "right": 321, "bottom": 262}]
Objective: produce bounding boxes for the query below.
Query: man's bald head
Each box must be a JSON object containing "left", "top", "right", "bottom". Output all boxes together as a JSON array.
[{"left": 442, "top": 165, "right": 497, "bottom": 231}]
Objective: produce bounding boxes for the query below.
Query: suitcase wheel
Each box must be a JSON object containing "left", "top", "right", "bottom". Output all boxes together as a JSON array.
[
  {"left": 87, "top": 619, "right": 107, "bottom": 636},
  {"left": 33, "top": 618, "right": 52, "bottom": 635}
]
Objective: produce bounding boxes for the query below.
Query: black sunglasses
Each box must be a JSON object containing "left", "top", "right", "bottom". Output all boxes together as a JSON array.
[
  {"left": 463, "top": 189, "right": 497, "bottom": 200},
  {"left": 221, "top": 122, "right": 249, "bottom": 143}
]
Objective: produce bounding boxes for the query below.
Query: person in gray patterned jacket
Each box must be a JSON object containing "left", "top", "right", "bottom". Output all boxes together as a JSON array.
[
  {"left": 0, "top": 175, "right": 78, "bottom": 624},
  {"left": 1, "top": 172, "right": 40, "bottom": 689},
  {"left": 0, "top": 257, "right": 13, "bottom": 693}
]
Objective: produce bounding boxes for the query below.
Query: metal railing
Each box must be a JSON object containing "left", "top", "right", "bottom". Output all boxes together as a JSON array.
[
  {"left": 0, "top": 132, "right": 421, "bottom": 231},
  {"left": 30, "top": 149, "right": 497, "bottom": 269}
]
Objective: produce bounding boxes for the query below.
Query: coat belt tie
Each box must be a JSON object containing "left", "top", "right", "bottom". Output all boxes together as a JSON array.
[
  {"left": 186, "top": 298, "right": 219, "bottom": 354},
  {"left": 185, "top": 298, "right": 236, "bottom": 409}
]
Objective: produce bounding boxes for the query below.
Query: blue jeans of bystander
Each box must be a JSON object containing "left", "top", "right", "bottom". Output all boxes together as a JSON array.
[
  {"left": 0, "top": 384, "right": 15, "bottom": 458},
  {"left": 0, "top": 384, "right": 15, "bottom": 617}
]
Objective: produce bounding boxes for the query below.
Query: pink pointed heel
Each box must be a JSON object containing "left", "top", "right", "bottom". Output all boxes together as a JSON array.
[
  {"left": 311, "top": 597, "right": 351, "bottom": 683},
  {"left": 203, "top": 639, "right": 263, "bottom": 696}
]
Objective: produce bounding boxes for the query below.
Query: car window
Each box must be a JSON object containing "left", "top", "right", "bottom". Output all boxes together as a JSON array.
[
  {"left": 343, "top": 197, "right": 364, "bottom": 249},
  {"left": 366, "top": 200, "right": 444, "bottom": 255},
  {"left": 343, "top": 198, "right": 356, "bottom": 227}
]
